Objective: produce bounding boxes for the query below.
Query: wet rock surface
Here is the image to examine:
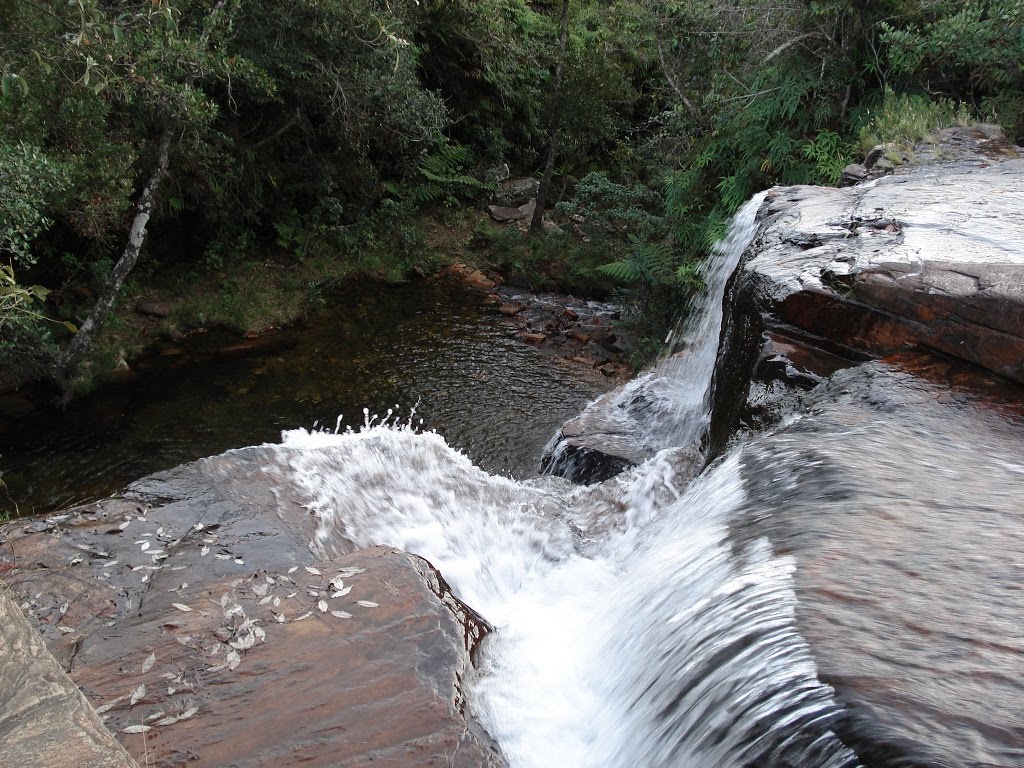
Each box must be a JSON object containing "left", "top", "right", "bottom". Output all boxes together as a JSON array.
[
  {"left": 0, "top": 448, "right": 503, "bottom": 768},
  {"left": 444, "top": 263, "right": 634, "bottom": 382},
  {"left": 735, "top": 363, "right": 1024, "bottom": 768},
  {"left": 0, "top": 583, "right": 140, "bottom": 768},
  {"left": 745, "top": 128, "right": 1024, "bottom": 383},
  {"left": 539, "top": 353, "right": 698, "bottom": 484}
]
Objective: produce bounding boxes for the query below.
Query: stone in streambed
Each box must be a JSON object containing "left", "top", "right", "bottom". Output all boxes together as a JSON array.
[{"left": 135, "top": 301, "right": 174, "bottom": 318}]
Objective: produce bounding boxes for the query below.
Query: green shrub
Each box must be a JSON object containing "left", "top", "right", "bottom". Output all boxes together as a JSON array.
[{"left": 857, "top": 89, "right": 976, "bottom": 152}]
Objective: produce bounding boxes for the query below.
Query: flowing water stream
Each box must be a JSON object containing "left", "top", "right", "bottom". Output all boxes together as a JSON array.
[
  {"left": 7, "top": 197, "right": 1022, "bottom": 764},
  {"left": 257, "top": 195, "right": 1024, "bottom": 766},
  {"left": 262, "top": 200, "right": 871, "bottom": 767}
]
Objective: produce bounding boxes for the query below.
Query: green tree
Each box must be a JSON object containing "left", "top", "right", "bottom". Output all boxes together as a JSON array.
[{"left": 881, "top": 0, "right": 1024, "bottom": 138}]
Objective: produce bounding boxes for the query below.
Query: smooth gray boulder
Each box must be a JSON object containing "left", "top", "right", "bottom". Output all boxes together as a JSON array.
[{"left": 0, "top": 583, "right": 139, "bottom": 768}]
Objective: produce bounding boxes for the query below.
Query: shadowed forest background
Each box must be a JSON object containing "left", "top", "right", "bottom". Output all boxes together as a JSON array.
[{"left": 2, "top": 0, "right": 1022, "bottom": 394}]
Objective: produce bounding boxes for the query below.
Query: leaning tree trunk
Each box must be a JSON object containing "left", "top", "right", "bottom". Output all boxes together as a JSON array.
[
  {"left": 530, "top": 0, "right": 571, "bottom": 236},
  {"left": 54, "top": 0, "right": 229, "bottom": 400},
  {"left": 55, "top": 129, "right": 172, "bottom": 396}
]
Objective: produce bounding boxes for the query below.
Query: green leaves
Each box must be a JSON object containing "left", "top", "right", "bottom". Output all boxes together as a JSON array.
[
  {"left": 0, "top": 264, "right": 50, "bottom": 332},
  {"left": 0, "top": 141, "right": 70, "bottom": 268},
  {"left": 598, "top": 238, "right": 675, "bottom": 285},
  {"left": 880, "top": 1, "right": 1024, "bottom": 137},
  {"left": 1, "top": 73, "right": 29, "bottom": 99}
]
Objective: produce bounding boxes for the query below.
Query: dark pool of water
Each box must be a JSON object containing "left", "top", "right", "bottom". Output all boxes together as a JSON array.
[{"left": 0, "top": 279, "right": 612, "bottom": 516}]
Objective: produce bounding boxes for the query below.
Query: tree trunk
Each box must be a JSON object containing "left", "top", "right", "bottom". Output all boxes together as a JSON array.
[
  {"left": 55, "top": 128, "right": 172, "bottom": 395},
  {"left": 530, "top": 0, "right": 571, "bottom": 236},
  {"left": 53, "top": 0, "right": 229, "bottom": 399}
]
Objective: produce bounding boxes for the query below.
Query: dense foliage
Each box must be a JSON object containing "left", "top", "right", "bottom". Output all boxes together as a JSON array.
[{"left": 1, "top": 0, "right": 1021, "bottom": 388}]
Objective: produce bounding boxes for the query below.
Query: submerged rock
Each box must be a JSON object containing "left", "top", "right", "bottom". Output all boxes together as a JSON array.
[{"left": 0, "top": 448, "right": 504, "bottom": 768}]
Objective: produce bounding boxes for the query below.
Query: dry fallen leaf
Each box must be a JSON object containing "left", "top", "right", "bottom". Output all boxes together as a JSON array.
[
  {"left": 171, "top": 603, "right": 195, "bottom": 613},
  {"left": 122, "top": 725, "right": 151, "bottom": 734},
  {"left": 330, "top": 610, "right": 352, "bottom": 619},
  {"left": 304, "top": 566, "right": 322, "bottom": 576},
  {"left": 129, "top": 684, "right": 146, "bottom": 706},
  {"left": 356, "top": 600, "right": 379, "bottom": 608},
  {"left": 95, "top": 695, "right": 127, "bottom": 714},
  {"left": 141, "top": 652, "right": 156, "bottom": 674},
  {"left": 317, "top": 600, "right": 328, "bottom": 613}
]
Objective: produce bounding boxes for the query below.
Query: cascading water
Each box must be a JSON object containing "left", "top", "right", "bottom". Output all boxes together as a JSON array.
[
  {"left": 540, "top": 192, "right": 769, "bottom": 482},
  {"left": 278, "top": 428, "right": 856, "bottom": 767},
  {"left": 265, "top": 197, "right": 865, "bottom": 766},
  {"left": 648, "top": 191, "right": 769, "bottom": 450}
]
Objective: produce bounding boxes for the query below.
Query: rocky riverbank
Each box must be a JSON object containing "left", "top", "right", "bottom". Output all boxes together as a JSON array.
[
  {"left": 443, "top": 263, "right": 634, "bottom": 380},
  {"left": 3, "top": 126, "right": 1022, "bottom": 767},
  {"left": 1, "top": 448, "right": 504, "bottom": 767}
]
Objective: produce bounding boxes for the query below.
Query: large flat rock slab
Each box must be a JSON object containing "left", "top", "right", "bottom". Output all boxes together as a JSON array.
[
  {"left": 0, "top": 447, "right": 503, "bottom": 767},
  {"left": 745, "top": 139, "right": 1024, "bottom": 383}
]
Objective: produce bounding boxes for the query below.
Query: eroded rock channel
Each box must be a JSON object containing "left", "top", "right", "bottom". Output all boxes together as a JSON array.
[{"left": 4, "top": 128, "right": 1024, "bottom": 767}]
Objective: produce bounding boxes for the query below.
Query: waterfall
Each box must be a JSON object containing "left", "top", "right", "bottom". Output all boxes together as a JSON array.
[
  {"left": 651, "top": 191, "right": 769, "bottom": 450},
  {"left": 541, "top": 192, "right": 768, "bottom": 482},
  {"left": 271, "top": 198, "right": 859, "bottom": 766}
]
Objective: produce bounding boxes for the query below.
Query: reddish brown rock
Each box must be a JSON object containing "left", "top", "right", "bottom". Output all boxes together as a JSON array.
[
  {"left": 0, "top": 448, "right": 504, "bottom": 768},
  {"left": 745, "top": 140, "right": 1024, "bottom": 384},
  {"left": 214, "top": 333, "right": 298, "bottom": 358},
  {"left": 446, "top": 263, "right": 498, "bottom": 292}
]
